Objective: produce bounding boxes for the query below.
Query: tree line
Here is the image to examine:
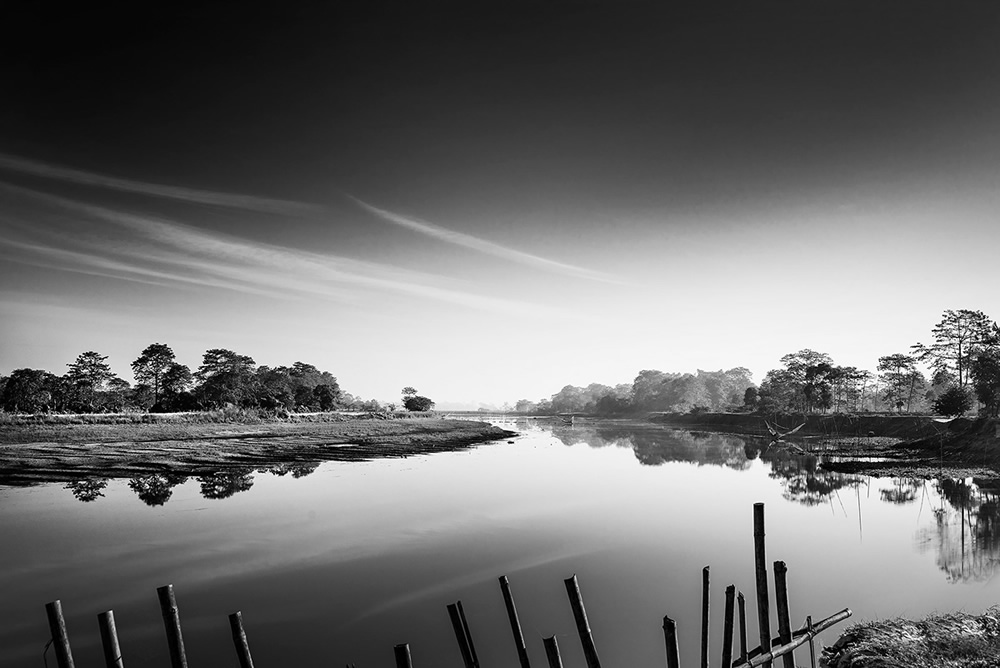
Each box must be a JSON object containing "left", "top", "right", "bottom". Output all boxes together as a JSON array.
[
  {"left": 0, "top": 343, "right": 393, "bottom": 414},
  {"left": 514, "top": 309, "right": 1000, "bottom": 418}
]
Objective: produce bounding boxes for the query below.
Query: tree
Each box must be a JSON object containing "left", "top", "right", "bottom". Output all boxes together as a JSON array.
[
  {"left": 401, "top": 386, "right": 418, "bottom": 398},
  {"left": 912, "top": 309, "right": 996, "bottom": 388},
  {"left": 194, "top": 349, "right": 257, "bottom": 407},
  {"left": 313, "top": 384, "right": 340, "bottom": 411},
  {"left": 66, "top": 351, "right": 115, "bottom": 411},
  {"left": 971, "top": 350, "right": 1000, "bottom": 417},
  {"left": 131, "top": 343, "right": 176, "bottom": 404},
  {"left": 877, "top": 354, "right": 924, "bottom": 413},
  {"left": 933, "top": 386, "right": 972, "bottom": 417},
  {"left": 0, "top": 368, "right": 57, "bottom": 412},
  {"left": 403, "top": 395, "right": 435, "bottom": 412}
]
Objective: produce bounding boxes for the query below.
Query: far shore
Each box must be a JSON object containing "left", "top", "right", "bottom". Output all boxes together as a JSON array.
[{"left": 0, "top": 413, "right": 516, "bottom": 485}]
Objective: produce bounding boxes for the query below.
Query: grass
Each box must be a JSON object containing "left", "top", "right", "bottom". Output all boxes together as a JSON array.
[{"left": 822, "top": 607, "right": 1000, "bottom": 667}]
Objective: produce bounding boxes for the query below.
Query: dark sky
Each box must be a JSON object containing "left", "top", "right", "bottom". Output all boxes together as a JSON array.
[{"left": 3, "top": 1, "right": 1000, "bottom": 403}]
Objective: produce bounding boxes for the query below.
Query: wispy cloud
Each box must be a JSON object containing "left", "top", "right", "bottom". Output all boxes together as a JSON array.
[
  {"left": 0, "top": 152, "right": 317, "bottom": 214},
  {"left": 350, "top": 196, "right": 624, "bottom": 284},
  {"left": 0, "top": 183, "right": 571, "bottom": 319}
]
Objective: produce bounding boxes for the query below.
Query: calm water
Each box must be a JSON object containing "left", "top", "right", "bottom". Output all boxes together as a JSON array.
[{"left": 1, "top": 420, "right": 997, "bottom": 667}]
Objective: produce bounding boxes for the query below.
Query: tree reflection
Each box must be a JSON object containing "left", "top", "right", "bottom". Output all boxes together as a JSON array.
[
  {"left": 916, "top": 478, "right": 1000, "bottom": 583},
  {"left": 764, "top": 449, "right": 863, "bottom": 506},
  {"left": 261, "top": 462, "right": 320, "bottom": 478},
  {"left": 65, "top": 478, "right": 109, "bottom": 502},
  {"left": 197, "top": 470, "right": 255, "bottom": 499},
  {"left": 128, "top": 474, "right": 189, "bottom": 506},
  {"left": 880, "top": 478, "right": 923, "bottom": 504}
]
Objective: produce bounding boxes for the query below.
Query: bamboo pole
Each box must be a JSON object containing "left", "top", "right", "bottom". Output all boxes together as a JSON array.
[
  {"left": 394, "top": 643, "right": 413, "bottom": 668},
  {"left": 228, "top": 611, "right": 255, "bottom": 668},
  {"left": 98, "top": 610, "right": 124, "bottom": 668},
  {"left": 543, "top": 636, "right": 564, "bottom": 668},
  {"left": 457, "top": 600, "right": 480, "bottom": 668},
  {"left": 447, "top": 602, "right": 476, "bottom": 668},
  {"left": 732, "top": 609, "right": 852, "bottom": 668},
  {"left": 662, "top": 616, "right": 680, "bottom": 668},
  {"left": 564, "top": 575, "right": 602, "bottom": 668},
  {"left": 772, "top": 562, "right": 794, "bottom": 668},
  {"left": 499, "top": 576, "right": 531, "bottom": 668},
  {"left": 737, "top": 591, "right": 748, "bottom": 663},
  {"left": 753, "top": 503, "right": 771, "bottom": 668},
  {"left": 44, "top": 600, "right": 76, "bottom": 668},
  {"left": 806, "top": 616, "right": 817, "bottom": 668},
  {"left": 721, "top": 585, "right": 735, "bottom": 668},
  {"left": 156, "top": 584, "right": 188, "bottom": 668},
  {"left": 701, "top": 566, "right": 710, "bottom": 668}
]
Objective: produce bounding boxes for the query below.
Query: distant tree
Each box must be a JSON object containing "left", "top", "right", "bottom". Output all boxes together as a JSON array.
[
  {"left": 878, "top": 354, "right": 921, "bottom": 413},
  {"left": 0, "top": 368, "right": 57, "bottom": 412},
  {"left": 131, "top": 343, "right": 176, "bottom": 404},
  {"left": 933, "top": 385, "right": 973, "bottom": 418},
  {"left": 66, "top": 351, "right": 115, "bottom": 411},
  {"left": 161, "top": 363, "right": 193, "bottom": 396},
  {"left": 195, "top": 349, "right": 257, "bottom": 408},
  {"left": 103, "top": 377, "right": 131, "bottom": 412},
  {"left": 743, "top": 386, "right": 759, "bottom": 410},
  {"left": 514, "top": 399, "right": 537, "bottom": 413},
  {"left": 401, "top": 386, "right": 418, "bottom": 398},
  {"left": 312, "top": 384, "right": 340, "bottom": 411},
  {"left": 971, "top": 350, "right": 1000, "bottom": 417},
  {"left": 403, "top": 395, "right": 435, "bottom": 412},
  {"left": 912, "top": 309, "right": 996, "bottom": 388}
]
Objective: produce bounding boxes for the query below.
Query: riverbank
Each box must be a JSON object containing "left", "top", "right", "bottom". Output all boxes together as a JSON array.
[
  {"left": 0, "top": 413, "right": 516, "bottom": 485},
  {"left": 822, "top": 607, "right": 1000, "bottom": 667},
  {"left": 650, "top": 412, "right": 1000, "bottom": 477}
]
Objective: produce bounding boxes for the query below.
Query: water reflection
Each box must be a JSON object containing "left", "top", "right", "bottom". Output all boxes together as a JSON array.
[
  {"left": 917, "top": 478, "right": 1000, "bottom": 583},
  {"left": 197, "top": 469, "right": 256, "bottom": 499},
  {"left": 64, "top": 478, "right": 109, "bottom": 502},
  {"left": 128, "top": 474, "right": 189, "bottom": 506}
]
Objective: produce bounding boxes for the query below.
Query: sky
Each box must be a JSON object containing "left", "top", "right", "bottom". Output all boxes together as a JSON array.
[{"left": 2, "top": 1, "right": 999, "bottom": 407}]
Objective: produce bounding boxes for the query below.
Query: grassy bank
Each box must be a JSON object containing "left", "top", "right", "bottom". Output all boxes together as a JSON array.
[
  {"left": 0, "top": 413, "right": 516, "bottom": 485},
  {"left": 822, "top": 607, "right": 1000, "bottom": 667}
]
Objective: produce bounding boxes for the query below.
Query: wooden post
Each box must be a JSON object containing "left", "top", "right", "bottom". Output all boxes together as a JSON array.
[
  {"left": 229, "top": 611, "right": 255, "bottom": 668},
  {"left": 157, "top": 584, "right": 188, "bottom": 668},
  {"left": 732, "top": 609, "right": 851, "bottom": 668},
  {"left": 394, "top": 643, "right": 413, "bottom": 668},
  {"left": 806, "top": 616, "right": 816, "bottom": 668},
  {"left": 98, "top": 610, "right": 124, "bottom": 668},
  {"left": 721, "top": 585, "right": 736, "bottom": 668},
  {"left": 753, "top": 503, "right": 771, "bottom": 668},
  {"left": 447, "top": 602, "right": 476, "bottom": 668},
  {"left": 737, "top": 591, "right": 748, "bottom": 663},
  {"left": 457, "top": 600, "right": 480, "bottom": 668},
  {"left": 499, "top": 576, "right": 531, "bottom": 668},
  {"left": 543, "top": 636, "right": 564, "bottom": 668},
  {"left": 701, "top": 566, "right": 710, "bottom": 668},
  {"left": 564, "top": 574, "right": 602, "bottom": 668},
  {"left": 44, "top": 600, "right": 76, "bottom": 668},
  {"left": 662, "top": 616, "right": 680, "bottom": 668},
  {"left": 773, "top": 562, "right": 794, "bottom": 668}
]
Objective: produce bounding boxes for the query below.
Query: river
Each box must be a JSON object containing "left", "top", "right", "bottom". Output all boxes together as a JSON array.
[{"left": 0, "top": 419, "right": 996, "bottom": 667}]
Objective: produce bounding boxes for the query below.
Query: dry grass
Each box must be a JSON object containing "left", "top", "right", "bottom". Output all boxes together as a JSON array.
[{"left": 822, "top": 607, "right": 1000, "bottom": 667}]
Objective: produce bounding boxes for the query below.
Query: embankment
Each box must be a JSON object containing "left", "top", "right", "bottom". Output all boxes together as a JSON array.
[{"left": 0, "top": 415, "right": 516, "bottom": 485}]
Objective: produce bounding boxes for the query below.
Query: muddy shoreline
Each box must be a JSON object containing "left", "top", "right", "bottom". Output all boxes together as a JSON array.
[{"left": 0, "top": 416, "right": 516, "bottom": 486}]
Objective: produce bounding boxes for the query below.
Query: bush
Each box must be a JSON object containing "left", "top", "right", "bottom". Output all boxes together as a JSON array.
[
  {"left": 403, "top": 395, "right": 435, "bottom": 412},
  {"left": 933, "top": 386, "right": 973, "bottom": 417}
]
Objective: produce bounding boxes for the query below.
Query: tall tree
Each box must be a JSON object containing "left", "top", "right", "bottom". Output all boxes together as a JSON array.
[
  {"left": 195, "top": 349, "right": 257, "bottom": 407},
  {"left": 66, "top": 351, "right": 115, "bottom": 411},
  {"left": 971, "top": 350, "right": 1000, "bottom": 417},
  {"left": 912, "top": 309, "right": 996, "bottom": 388},
  {"left": 131, "top": 343, "right": 176, "bottom": 404},
  {"left": 877, "top": 354, "right": 924, "bottom": 413},
  {"left": 0, "top": 368, "right": 57, "bottom": 412}
]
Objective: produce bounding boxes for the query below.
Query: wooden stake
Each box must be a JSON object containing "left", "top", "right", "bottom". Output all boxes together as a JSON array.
[
  {"left": 806, "top": 616, "right": 816, "bottom": 668},
  {"left": 732, "top": 608, "right": 852, "bottom": 668},
  {"left": 394, "top": 643, "right": 413, "bottom": 668},
  {"left": 229, "top": 611, "right": 255, "bottom": 668},
  {"left": 156, "top": 584, "right": 188, "bottom": 668},
  {"left": 44, "top": 600, "right": 76, "bottom": 668},
  {"left": 662, "top": 616, "right": 680, "bottom": 668},
  {"left": 543, "top": 636, "right": 564, "bottom": 668},
  {"left": 564, "top": 574, "right": 602, "bottom": 668},
  {"left": 737, "top": 591, "right": 748, "bottom": 663},
  {"left": 773, "top": 562, "right": 794, "bottom": 668},
  {"left": 499, "top": 576, "right": 531, "bottom": 668},
  {"left": 447, "top": 602, "right": 476, "bottom": 668},
  {"left": 753, "top": 503, "right": 771, "bottom": 668},
  {"left": 457, "top": 600, "right": 480, "bottom": 668},
  {"left": 97, "top": 610, "right": 124, "bottom": 668},
  {"left": 721, "top": 585, "right": 736, "bottom": 668},
  {"left": 701, "top": 566, "right": 710, "bottom": 668}
]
